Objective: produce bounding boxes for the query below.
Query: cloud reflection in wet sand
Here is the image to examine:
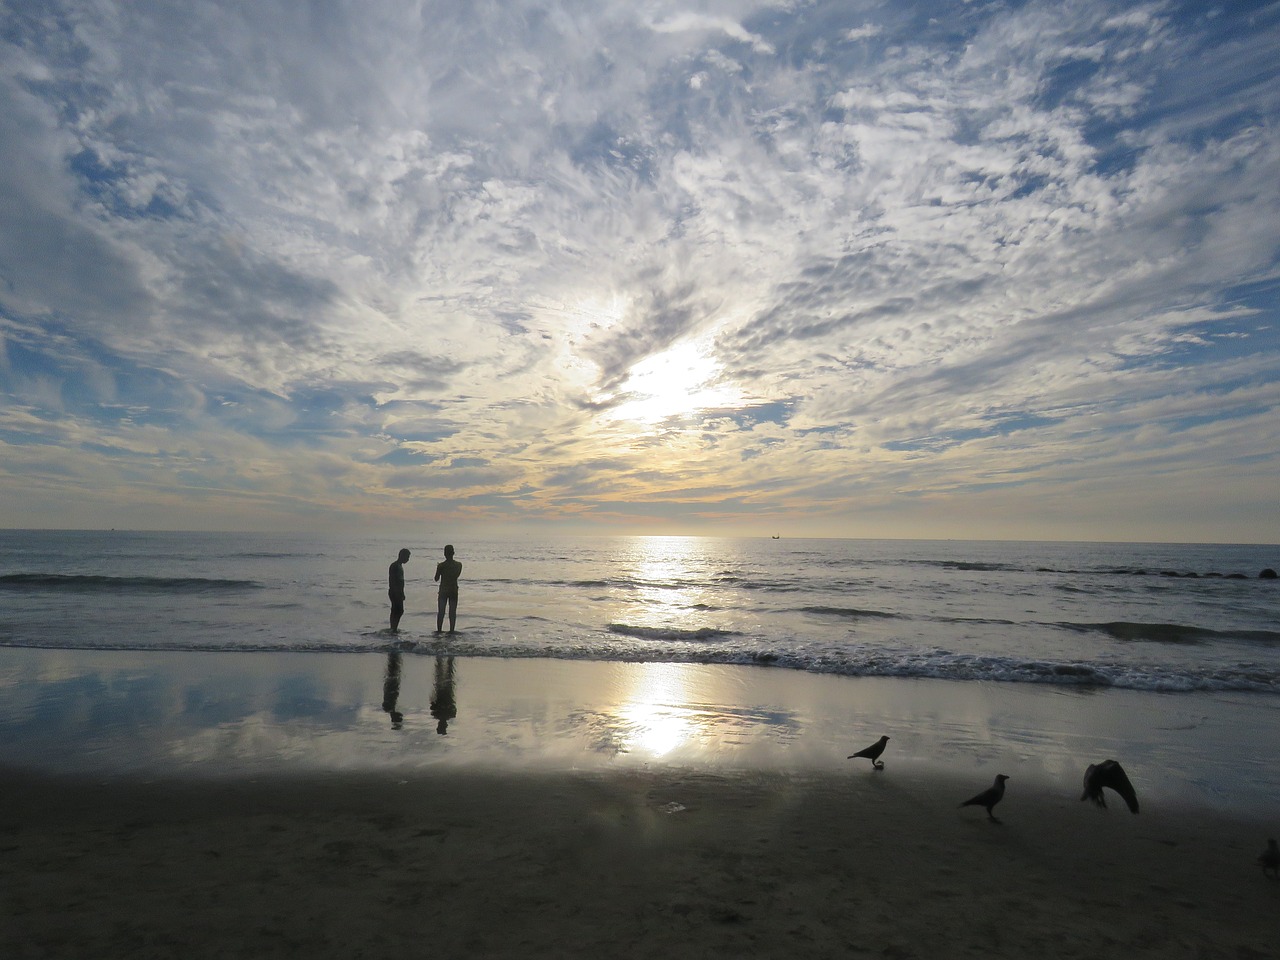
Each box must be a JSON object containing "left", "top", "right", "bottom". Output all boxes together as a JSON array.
[{"left": 3, "top": 648, "right": 1280, "bottom": 815}]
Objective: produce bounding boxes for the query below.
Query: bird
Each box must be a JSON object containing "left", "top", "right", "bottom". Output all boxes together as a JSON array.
[
  {"left": 960, "top": 774, "right": 1009, "bottom": 822},
  {"left": 1080, "top": 759, "right": 1140, "bottom": 813},
  {"left": 1258, "top": 838, "right": 1279, "bottom": 879},
  {"left": 847, "top": 735, "right": 890, "bottom": 770}
]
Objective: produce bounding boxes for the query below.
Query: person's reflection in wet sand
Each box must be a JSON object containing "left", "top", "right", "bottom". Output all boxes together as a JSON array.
[
  {"left": 382, "top": 651, "right": 404, "bottom": 728},
  {"left": 430, "top": 656, "right": 457, "bottom": 735}
]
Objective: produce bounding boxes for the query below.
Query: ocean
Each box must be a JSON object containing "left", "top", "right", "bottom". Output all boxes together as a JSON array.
[{"left": 2, "top": 529, "right": 1277, "bottom": 695}]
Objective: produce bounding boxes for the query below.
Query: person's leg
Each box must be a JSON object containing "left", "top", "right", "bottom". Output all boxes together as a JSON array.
[
  {"left": 436, "top": 593, "right": 446, "bottom": 632},
  {"left": 390, "top": 594, "right": 403, "bottom": 631},
  {"left": 447, "top": 593, "right": 458, "bottom": 632}
]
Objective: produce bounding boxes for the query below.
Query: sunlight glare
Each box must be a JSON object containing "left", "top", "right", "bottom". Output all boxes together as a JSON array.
[
  {"left": 603, "top": 339, "right": 750, "bottom": 424},
  {"left": 616, "top": 662, "right": 699, "bottom": 758}
]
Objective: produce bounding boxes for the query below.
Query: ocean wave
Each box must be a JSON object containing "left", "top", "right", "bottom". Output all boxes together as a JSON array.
[
  {"left": 0, "top": 573, "right": 263, "bottom": 593},
  {"left": 1042, "top": 566, "right": 1267, "bottom": 580},
  {"left": 490, "top": 572, "right": 812, "bottom": 593},
  {"left": 486, "top": 576, "right": 692, "bottom": 591},
  {"left": 4, "top": 635, "right": 1276, "bottom": 695},
  {"left": 1062, "top": 621, "right": 1280, "bottom": 645},
  {"left": 795, "top": 605, "right": 900, "bottom": 620},
  {"left": 230, "top": 551, "right": 317, "bottom": 559},
  {"left": 789, "top": 651, "right": 1280, "bottom": 693},
  {"left": 606, "top": 623, "right": 742, "bottom": 642},
  {"left": 917, "top": 560, "right": 1016, "bottom": 572},
  {"left": 441, "top": 643, "right": 1280, "bottom": 693}
]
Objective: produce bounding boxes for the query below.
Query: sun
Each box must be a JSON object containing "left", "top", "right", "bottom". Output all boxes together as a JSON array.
[{"left": 603, "top": 338, "right": 750, "bottom": 424}]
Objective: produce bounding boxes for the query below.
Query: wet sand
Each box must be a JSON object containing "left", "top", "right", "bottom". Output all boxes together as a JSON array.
[{"left": 2, "top": 649, "right": 1278, "bottom": 957}]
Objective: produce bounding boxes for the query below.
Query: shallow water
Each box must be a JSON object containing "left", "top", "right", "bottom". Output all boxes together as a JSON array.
[{"left": 1, "top": 531, "right": 1278, "bottom": 694}]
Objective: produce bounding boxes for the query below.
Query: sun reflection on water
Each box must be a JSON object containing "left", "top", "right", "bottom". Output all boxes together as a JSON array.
[
  {"left": 616, "top": 535, "right": 726, "bottom": 625},
  {"left": 589, "top": 538, "right": 761, "bottom": 760},
  {"left": 615, "top": 662, "right": 701, "bottom": 758}
]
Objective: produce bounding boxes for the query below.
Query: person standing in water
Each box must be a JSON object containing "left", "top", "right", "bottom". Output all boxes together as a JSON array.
[
  {"left": 388, "top": 548, "right": 411, "bottom": 631},
  {"left": 434, "top": 544, "right": 462, "bottom": 633}
]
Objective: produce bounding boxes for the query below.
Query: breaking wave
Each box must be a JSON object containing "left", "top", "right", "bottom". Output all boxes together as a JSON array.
[{"left": 0, "top": 573, "right": 262, "bottom": 593}]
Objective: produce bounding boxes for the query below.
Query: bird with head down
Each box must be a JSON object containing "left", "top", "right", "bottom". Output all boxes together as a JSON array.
[
  {"left": 846, "top": 734, "right": 890, "bottom": 770},
  {"left": 1080, "top": 759, "right": 1140, "bottom": 813}
]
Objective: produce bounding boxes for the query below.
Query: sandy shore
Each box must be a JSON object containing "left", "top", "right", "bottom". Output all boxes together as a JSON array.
[
  {"left": 2, "top": 648, "right": 1279, "bottom": 957},
  {"left": 4, "top": 764, "right": 1278, "bottom": 959}
]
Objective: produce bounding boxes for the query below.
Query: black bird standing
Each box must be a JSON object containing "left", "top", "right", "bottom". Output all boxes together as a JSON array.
[
  {"left": 960, "top": 774, "right": 1009, "bottom": 822},
  {"left": 847, "top": 735, "right": 890, "bottom": 770},
  {"left": 1258, "top": 838, "right": 1279, "bottom": 879},
  {"left": 1080, "top": 759, "right": 1140, "bottom": 813}
]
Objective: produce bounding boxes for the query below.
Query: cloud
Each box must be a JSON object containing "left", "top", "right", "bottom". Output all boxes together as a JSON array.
[
  {"left": 845, "top": 25, "right": 883, "bottom": 43},
  {"left": 649, "top": 9, "right": 777, "bottom": 55},
  {"left": 0, "top": 0, "right": 1277, "bottom": 539}
]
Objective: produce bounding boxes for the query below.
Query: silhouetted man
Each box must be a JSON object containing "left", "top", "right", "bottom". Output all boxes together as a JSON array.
[
  {"left": 389, "top": 548, "right": 411, "bottom": 631},
  {"left": 434, "top": 544, "right": 462, "bottom": 633}
]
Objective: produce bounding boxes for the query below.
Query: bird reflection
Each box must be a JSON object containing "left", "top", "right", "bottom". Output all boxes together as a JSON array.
[
  {"left": 1258, "top": 838, "right": 1279, "bottom": 879},
  {"left": 382, "top": 651, "right": 404, "bottom": 728},
  {"left": 430, "top": 656, "right": 457, "bottom": 735}
]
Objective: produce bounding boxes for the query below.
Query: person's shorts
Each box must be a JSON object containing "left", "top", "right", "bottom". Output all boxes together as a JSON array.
[{"left": 389, "top": 591, "right": 404, "bottom": 616}]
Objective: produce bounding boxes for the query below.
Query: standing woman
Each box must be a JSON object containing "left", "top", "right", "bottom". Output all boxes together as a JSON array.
[{"left": 434, "top": 544, "right": 462, "bottom": 633}]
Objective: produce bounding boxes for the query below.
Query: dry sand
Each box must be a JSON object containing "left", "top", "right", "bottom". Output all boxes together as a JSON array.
[{"left": 4, "top": 765, "right": 1277, "bottom": 959}]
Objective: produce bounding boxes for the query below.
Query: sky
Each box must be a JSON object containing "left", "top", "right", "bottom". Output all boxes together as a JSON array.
[{"left": 1, "top": 0, "right": 1278, "bottom": 542}]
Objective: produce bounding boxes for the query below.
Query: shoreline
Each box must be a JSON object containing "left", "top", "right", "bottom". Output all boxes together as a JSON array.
[
  {"left": 2, "top": 650, "right": 1280, "bottom": 808},
  {"left": 3, "top": 647, "right": 1279, "bottom": 816},
  {"left": 4, "top": 648, "right": 1279, "bottom": 957}
]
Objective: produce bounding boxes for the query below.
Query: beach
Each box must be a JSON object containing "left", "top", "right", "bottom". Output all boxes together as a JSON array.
[
  {"left": 2, "top": 649, "right": 1278, "bottom": 958},
  {"left": 5, "top": 764, "right": 1278, "bottom": 960}
]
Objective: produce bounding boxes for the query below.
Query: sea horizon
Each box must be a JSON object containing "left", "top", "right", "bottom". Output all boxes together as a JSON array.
[{"left": 5, "top": 526, "right": 1280, "bottom": 547}]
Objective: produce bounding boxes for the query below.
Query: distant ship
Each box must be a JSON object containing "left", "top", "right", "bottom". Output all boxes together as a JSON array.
[{"left": 771, "top": 535, "right": 780, "bottom": 539}]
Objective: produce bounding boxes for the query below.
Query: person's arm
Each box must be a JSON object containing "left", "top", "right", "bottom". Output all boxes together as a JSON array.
[{"left": 434, "top": 562, "right": 442, "bottom": 583}]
